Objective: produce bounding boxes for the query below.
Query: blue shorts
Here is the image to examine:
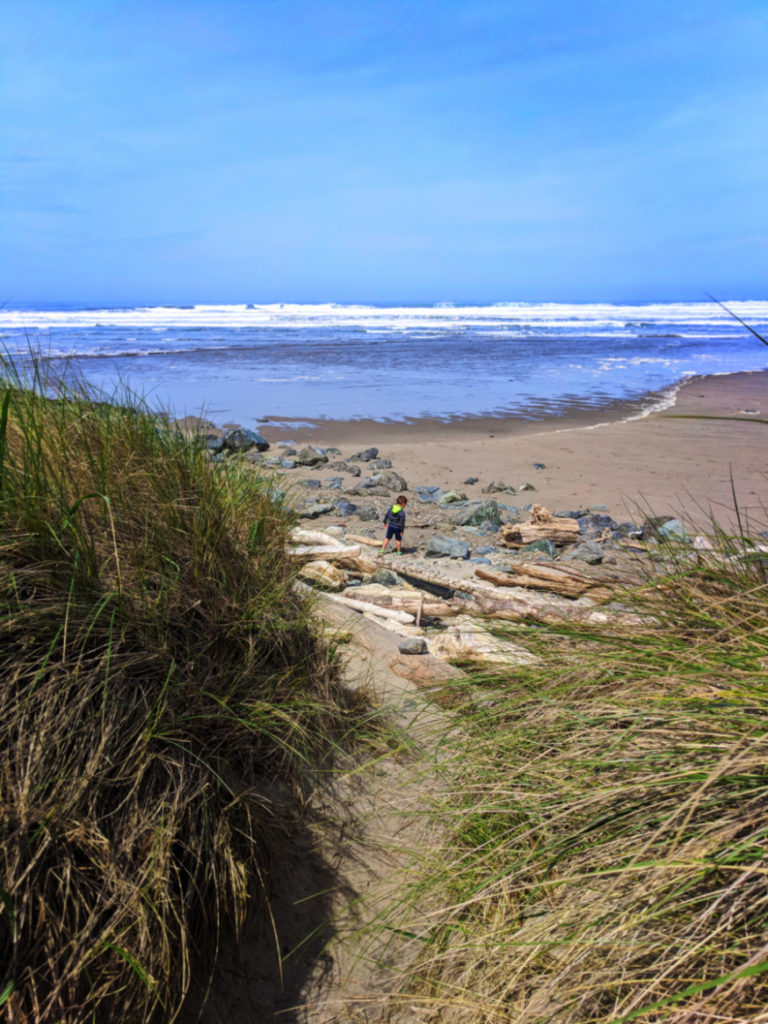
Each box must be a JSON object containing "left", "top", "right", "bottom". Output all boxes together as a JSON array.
[{"left": 385, "top": 525, "right": 402, "bottom": 541}]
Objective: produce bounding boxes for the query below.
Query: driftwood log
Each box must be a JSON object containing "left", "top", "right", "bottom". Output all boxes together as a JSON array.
[
  {"left": 321, "top": 591, "right": 416, "bottom": 624},
  {"left": 298, "top": 560, "right": 347, "bottom": 590},
  {"left": 475, "top": 563, "right": 608, "bottom": 598},
  {"left": 340, "top": 587, "right": 461, "bottom": 618},
  {"left": 498, "top": 505, "right": 580, "bottom": 548}
]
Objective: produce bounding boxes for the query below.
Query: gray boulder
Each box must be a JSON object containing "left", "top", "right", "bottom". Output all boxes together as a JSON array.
[
  {"left": 463, "top": 476, "right": 479, "bottom": 485},
  {"left": 347, "top": 485, "right": 391, "bottom": 497},
  {"left": 374, "top": 470, "right": 408, "bottom": 492},
  {"left": 398, "top": 637, "right": 428, "bottom": 655},
  {"left": 482, "top": 481, "right": 515, "bottom": 494},
  {"left": 368, "top": 458, "right": 393, "bottom": 470},
  {"left": 656, "top": 518, "right": 692, "bottom": 544},
  {"left": 520, "top": 539, "right": 557, "bottom": 558},
  {"left": 578, "top": 513, "right": 617, "bottom": 540},
  {"left": 615, "top": 521, "right": 644, "bottom": 539},
  {"left": 206, "top": 435, "right": 225, "bottom": 454},
  {"left": 223, "top": 428, "right": 270, "bottom": 453},
  {"left": 437, "top": 489, "right": 468, "bottom": 506},
  {"left": 426, "top": 535, "right": 470, "bottom": 559},
  {"left": 325, "top": 476, "right": 344, "bottom": 490},
  {"left": 280, "top": 458, "right": 296, "bottom": 469},
  {"left": 371, "top": 568, "right": 399, "bottom": 586},
  {"left": 563, "top": 541, "right": 604, "bottom": 565},
  {"left": 295, "top": 445, "right": 329, "bottom": 467},
  {"left": 454, "top": 500, "right": 502, "bottom": 529},
  {"left": 335, "top": 500, "right": 358, "bottom": 517},
  {"left": 300, "top": 502, "right": 335, "bottom": 519},
  {"left": 358, "top": 506, "right": 380, "bottom": 522},
  {"left": 302, "top": 479, "right": 322, "bottom": 489},
  {"left": 351, "top": 447, "right": 379, "bottom": 462}
]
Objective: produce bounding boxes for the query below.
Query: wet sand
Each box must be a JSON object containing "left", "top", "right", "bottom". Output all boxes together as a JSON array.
[{"left": 256, "top": 370, "right": 768, "bottom": 534}]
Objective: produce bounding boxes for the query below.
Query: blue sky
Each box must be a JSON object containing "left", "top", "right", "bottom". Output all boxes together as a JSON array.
[{"left": 2, "top": 0, "right": 767, "bottom": 305}]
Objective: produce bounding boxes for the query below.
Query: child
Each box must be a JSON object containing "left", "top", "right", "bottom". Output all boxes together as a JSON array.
[{"left": 381, "top": 495, "right": 408, "bottom": 554}]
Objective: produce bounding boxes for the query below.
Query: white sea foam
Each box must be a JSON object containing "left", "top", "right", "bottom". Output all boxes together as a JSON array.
[{"left": 3, "top": 300, "right": 767, "bottom": 332}]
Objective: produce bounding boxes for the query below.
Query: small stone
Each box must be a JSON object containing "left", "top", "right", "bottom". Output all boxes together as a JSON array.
[
  {"left": 277, "top": 441, "right": 297, "bottom": 448},
  {"left": 325, "top": 525, "right": 345, "bottom": 537},
  {"left": 591, "top": 504, "right": 610, "bottom": 512},
  {"left": 303, "top": 479, "right": 322, "bottom": 489},
  {"left": 533, "top": 463, "right": 546, "bottom": 470},
  {"left": 397, "top": 637, "right": 428, "bottom": 655},
  {"left": 463, "top": 476, "right": 479, "bottom": 485},
  {"left": 324, "top": 447, "right": 342, "bottom": 456},
  {"left": 280, "top": 458, "right": 296, "bottom": 469},
  {"left": 296, "top": 445, "right": 328, "bottom": 467},
  {"left": 518, "top": 482, "right": 536, "bottom": 492},
  {"left": 426, "top": 535, "right": 470, "bottom": 559},
  {"left": 368, "top": 458, "right": 393, "bottom": 470},
  {"left": 474, "top": 546, "right": 496, "bottom": 555},
  {"left": 468, "top": 557, "right": 491, "bottom": 565}
]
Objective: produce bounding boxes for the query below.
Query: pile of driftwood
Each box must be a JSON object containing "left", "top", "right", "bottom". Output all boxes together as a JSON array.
[{"left": 289, "top": 507, "right": 626, "bottom": 644}]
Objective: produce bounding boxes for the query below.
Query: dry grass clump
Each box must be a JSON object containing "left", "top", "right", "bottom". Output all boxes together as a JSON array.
[
  {"left": 391, "top": 526, "right": 768, "bottom": 1023},
  {"left": 0, "top": 375, "right": 361, "bottom": 1022}
]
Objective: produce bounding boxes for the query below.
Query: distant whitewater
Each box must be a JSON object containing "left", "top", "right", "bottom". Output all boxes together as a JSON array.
[{"left": 2, "top": 301, "right": 767, "bottom": 425}]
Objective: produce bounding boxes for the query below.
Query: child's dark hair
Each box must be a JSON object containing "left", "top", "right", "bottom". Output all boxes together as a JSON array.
[{"left": 396, "top": 494, "right": 408, "bottom": 505}]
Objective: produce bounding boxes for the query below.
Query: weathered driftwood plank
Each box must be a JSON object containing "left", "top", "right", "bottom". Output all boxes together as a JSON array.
[
  {"left": 290, "top": 528, "right": 347, "bottom": 549},
  {"left": 475, "top": 563, "right": 601, "bottom": 597},
  {"left": 498, "top": 504, "right": 580, "bottom": 548},
  {"left": 289, "top": 544, "right": 361, "bottom": 560},
  {"left": 334, "top": 553, "right": 379, "bottom": 574}
]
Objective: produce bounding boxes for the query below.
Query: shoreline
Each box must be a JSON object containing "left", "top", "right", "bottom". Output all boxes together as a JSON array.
[{"left": 252, "top": 368, "right": 768, "bottom": 535}]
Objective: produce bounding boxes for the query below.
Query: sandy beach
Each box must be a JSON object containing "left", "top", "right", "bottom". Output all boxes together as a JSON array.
[{"left": 254, "top": 369, "right": 768, "bottom": 536}]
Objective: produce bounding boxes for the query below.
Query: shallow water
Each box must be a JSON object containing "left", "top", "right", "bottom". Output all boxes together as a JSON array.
[{"left": 2, "top": 300, "right": 767, "bottom": 426}]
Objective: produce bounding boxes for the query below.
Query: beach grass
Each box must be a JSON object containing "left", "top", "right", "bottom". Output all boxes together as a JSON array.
[
  {"left": 0, "top": 366, "right": 373, "bottom": 1023},
  {"left": 378, "top": 519, "right": 768, "bottom": 1023}
]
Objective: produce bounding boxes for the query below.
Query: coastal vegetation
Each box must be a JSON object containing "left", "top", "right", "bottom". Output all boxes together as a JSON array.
[
  {"left": 0, "top": 372, "right": 370, "bottom": 1023},
  {"left": 379, "top": 524, "right": 768, "bottom": 1022}
]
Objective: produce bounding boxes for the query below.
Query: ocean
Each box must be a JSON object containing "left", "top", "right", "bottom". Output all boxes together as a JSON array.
[{"left": 2, "top": 301, "right": 767, "bottom": 427}]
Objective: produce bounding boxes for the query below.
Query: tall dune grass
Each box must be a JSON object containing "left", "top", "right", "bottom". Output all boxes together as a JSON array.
[
  {"left": 387, "top": 521, "right": 768, "bottom": 1023},
  {"left": 0, "top": 370, "right": 364, "bottom": 1023}
]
